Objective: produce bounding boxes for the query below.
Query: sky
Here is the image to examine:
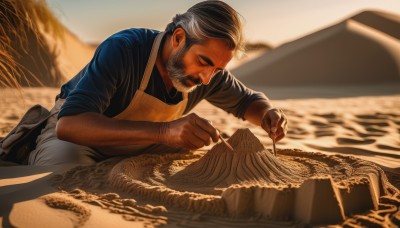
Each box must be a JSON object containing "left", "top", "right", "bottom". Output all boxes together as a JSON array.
[{"left": 46, "top": 0, "right": 400, "bottom": 46}]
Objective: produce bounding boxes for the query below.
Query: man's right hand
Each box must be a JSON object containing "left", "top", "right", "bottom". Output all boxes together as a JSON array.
[{"left": 158, "top": 113, "right": 219, "bottom": 150}]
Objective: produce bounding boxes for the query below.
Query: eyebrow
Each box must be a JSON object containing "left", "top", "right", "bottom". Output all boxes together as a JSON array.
[{"left": 199, "top": 54, "right": 224, "bottom": 71}]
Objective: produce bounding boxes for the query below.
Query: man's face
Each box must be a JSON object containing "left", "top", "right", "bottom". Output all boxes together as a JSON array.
[{"left": 166, "top": 37, "right": 234, "bottom": 93}]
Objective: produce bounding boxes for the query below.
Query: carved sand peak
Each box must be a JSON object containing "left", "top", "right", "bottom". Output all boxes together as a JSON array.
[
  {"left": 169, "top": 128, "right": 300, "bottom": 188},
  {"left": 225, "top": 128, "right": 265, "bottom": 152},
  {"left": 105, "top": 129, "right": 398, "bottom": 224}
]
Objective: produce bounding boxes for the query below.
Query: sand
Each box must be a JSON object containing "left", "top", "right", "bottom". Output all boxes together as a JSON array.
[
  {"left": 233, "top": 10, "right": 400, "bottom": 86},
  {"left": 1, "top": 88, "right": 399, "bottom": 227},
  {"left": 0, "top": 0, "right": 95, "bottom": 87},
  {"left": 1, "top": 3, "right": 400, "bottom": 227}
]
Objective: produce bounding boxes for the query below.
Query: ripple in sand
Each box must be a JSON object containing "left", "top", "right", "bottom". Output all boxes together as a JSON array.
[
  {"left": 108, "top": 129, "right": 398, "bottom": 225},
  {"left": 336, "top": 137, "right": 376, "bottom": 145}
]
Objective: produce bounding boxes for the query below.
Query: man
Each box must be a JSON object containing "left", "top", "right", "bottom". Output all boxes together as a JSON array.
[{"left": 28, "top": 0, "right": 287, "bottom": 165}]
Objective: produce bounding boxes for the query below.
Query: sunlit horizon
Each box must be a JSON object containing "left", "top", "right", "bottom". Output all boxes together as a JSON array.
[{"left": 47, "top": 0, "right": 400, "bottom": 46}]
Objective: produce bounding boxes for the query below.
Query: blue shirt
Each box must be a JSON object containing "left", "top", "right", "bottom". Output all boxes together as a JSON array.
[{"left": 58, "top": 28, "right": 266, "bottom": 120}]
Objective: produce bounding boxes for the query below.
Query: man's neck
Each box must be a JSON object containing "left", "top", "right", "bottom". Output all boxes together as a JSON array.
[{"left": 155, "top": 35, "right": 174, "bottom": 92}]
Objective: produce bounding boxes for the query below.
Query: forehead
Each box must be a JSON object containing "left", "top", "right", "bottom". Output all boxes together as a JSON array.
[{"left": 189, "top": 38, "right": 234, "bottom": 67}]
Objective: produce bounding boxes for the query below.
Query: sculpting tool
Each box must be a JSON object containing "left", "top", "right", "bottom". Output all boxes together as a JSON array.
[
  {"left": 220, "top": 135, "right": 234, "bottom": 151},
  {"left": 272, "top": 137, "right": 277, "bottom": 156},
  {"left": 217, "top": 129, "right": 234, "bottom": 151}
]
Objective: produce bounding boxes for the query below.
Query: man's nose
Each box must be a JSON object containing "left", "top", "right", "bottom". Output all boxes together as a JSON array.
[{"left": 198, "top": 69, "right": 214, "bottom": 85}]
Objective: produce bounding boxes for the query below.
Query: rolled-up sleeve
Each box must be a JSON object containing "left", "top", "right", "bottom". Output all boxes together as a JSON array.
[{"left": 58, "top": 38, "right": 130, "bottom": 118}]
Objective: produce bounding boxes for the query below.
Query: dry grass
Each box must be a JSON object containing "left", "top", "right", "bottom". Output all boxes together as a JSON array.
[{"left": 0, "top": 0, "right": 64, "bottom": 88}]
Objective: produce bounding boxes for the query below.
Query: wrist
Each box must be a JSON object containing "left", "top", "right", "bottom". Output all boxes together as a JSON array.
[{"left": 157, "top": 122, "right": 169, "bottom": 144}]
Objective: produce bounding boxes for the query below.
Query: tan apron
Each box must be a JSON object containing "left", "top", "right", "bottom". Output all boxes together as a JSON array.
[{"left": 96, "top": 32, "right": 188, "bottom": 155}]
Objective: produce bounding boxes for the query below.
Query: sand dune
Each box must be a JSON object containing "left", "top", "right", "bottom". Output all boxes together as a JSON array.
[
  {"left": 41, "top": 27, "right": 96, "bottom": 82},
  {"left": 1, "top": 3, "right": 400, "bottom": 227},
  {"left": 351, "top": 10, "right": 400, "bottom": 39},
  {"left": 232, "top": 10, "right": 400, "bottom": 86},
  {"left": 0, "top": 0, "right": 95, "bottom": 87}
]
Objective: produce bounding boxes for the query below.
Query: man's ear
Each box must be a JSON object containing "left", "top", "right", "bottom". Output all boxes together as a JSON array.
[{"left": 172, "top": 28, "right": 186, "bottom": 48}]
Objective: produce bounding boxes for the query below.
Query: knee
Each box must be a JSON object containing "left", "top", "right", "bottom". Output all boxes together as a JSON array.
[{"left": 29, "top": 140, "right": 97, "bottom": 166}]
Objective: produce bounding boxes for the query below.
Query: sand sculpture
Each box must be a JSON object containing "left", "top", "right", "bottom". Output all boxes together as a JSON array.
[{"left": 108, "top": 128, "right": 398, "bottom": 225}]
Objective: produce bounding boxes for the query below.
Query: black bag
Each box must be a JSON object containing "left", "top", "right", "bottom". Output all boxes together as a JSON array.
[{"left": 0, "top": 105, "right": 51, "bottom": 165}]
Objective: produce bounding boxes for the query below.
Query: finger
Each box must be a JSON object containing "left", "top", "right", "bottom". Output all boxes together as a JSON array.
[
  {"left": 188, "top": 121, "right": 215, "bottom": 148},
  {"left": 193, "top": 116, "right": 219, "bottom": 142},
  {"left": 275, "top": 127, "right": 286, "bottom": 142},
  {"left": 269, "top": 111, "right": 281, "bottom": 134},
  {"left": 277, "top": 115, "right": 286, "bottom": 131},
  {"left": 275, "top": 120, "right": 288, "bottom": 142},
  {"left": 183, "top": 133, "right": 203, "bottom": 150},
  {"left": 184, "top": 114, "right": 213, "bottom": 148},
  {"left": 261, "top": 117, "right": 271, "bottom": 133},
  {"left": 273, "top": 117, "right": 288, "bottom": 141},
  {"left": 262, "top": 120, "right": 277, "bottom": 140},
  {"left": 190, "top": 125, "right": 212, "bottom": 146},
  {"left": 186, "top": 141, "right": 200, "bottom": 150}
]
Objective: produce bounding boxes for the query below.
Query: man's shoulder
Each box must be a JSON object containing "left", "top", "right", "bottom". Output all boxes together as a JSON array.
[{"left": 105, "top": 28, "right": 160, "bottom": 49}]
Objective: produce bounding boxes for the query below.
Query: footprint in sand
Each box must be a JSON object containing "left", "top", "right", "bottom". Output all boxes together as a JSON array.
[{"left": 336, "top": 137, "right": 376, "bottom": 145}]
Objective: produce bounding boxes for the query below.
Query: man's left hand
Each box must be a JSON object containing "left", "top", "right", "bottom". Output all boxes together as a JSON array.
[{"left": 261, "top": 108, "right": 288, "bottom": 142}]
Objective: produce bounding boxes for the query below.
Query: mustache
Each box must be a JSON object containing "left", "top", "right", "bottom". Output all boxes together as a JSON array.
[
  {"left": 186, "top": 76, "right": 202, "bottom": 86},
  {"left": 175, "top": 75, "right": 202, "bottom": 86}
]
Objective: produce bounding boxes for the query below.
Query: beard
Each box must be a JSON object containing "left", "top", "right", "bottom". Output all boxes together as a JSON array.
[{"left": 166, "top": 44, "right": 202, "bottom": 93}]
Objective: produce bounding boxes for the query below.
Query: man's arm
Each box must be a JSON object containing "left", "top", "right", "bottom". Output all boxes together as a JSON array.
[
  {"left": 243, "top": 99, "right": 272, "bottom": 126},
  {"left": 57, "top": 113, "right": 160, "bottom": 147},
  {"left": 244, "top": 98, "right": 287, "bottom": 142},
  {"left": 56, "top": 112, "right": 219, "bottom": 154}
]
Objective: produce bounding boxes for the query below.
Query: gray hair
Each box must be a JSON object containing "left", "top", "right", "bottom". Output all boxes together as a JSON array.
[{"left": 165, "top": 0, "right": 245, "bottom": 56}]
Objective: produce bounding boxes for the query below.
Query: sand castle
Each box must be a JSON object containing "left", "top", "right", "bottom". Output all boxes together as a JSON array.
[{"left": 108, "top": 128, "right": 397, "bottom": 225}]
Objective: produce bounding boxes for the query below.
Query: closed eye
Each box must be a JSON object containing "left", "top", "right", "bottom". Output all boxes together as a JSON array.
[
  {"left": 198, "top": 58, "right": 208, "bottom": 66},
  {"left": 199, "top": 54, "right": 224, "bottom": 72}
]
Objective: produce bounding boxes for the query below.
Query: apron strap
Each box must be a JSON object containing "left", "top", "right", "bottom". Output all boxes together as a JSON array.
[{"left": 139, "top": 32, "right": 165, "bottom": 91}]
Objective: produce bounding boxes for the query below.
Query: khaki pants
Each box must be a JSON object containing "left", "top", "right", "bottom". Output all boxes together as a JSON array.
[{"left": 28, "top": 99, "right": 106, "bottom": 165}]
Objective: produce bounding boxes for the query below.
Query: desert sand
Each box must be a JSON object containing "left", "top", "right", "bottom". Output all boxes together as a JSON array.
[
  {"left": 1, "top": 88, "right": 399, "bottom": 227},
  {"left": 1, "top": 2, "right": 400, "bottom": 228}
]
